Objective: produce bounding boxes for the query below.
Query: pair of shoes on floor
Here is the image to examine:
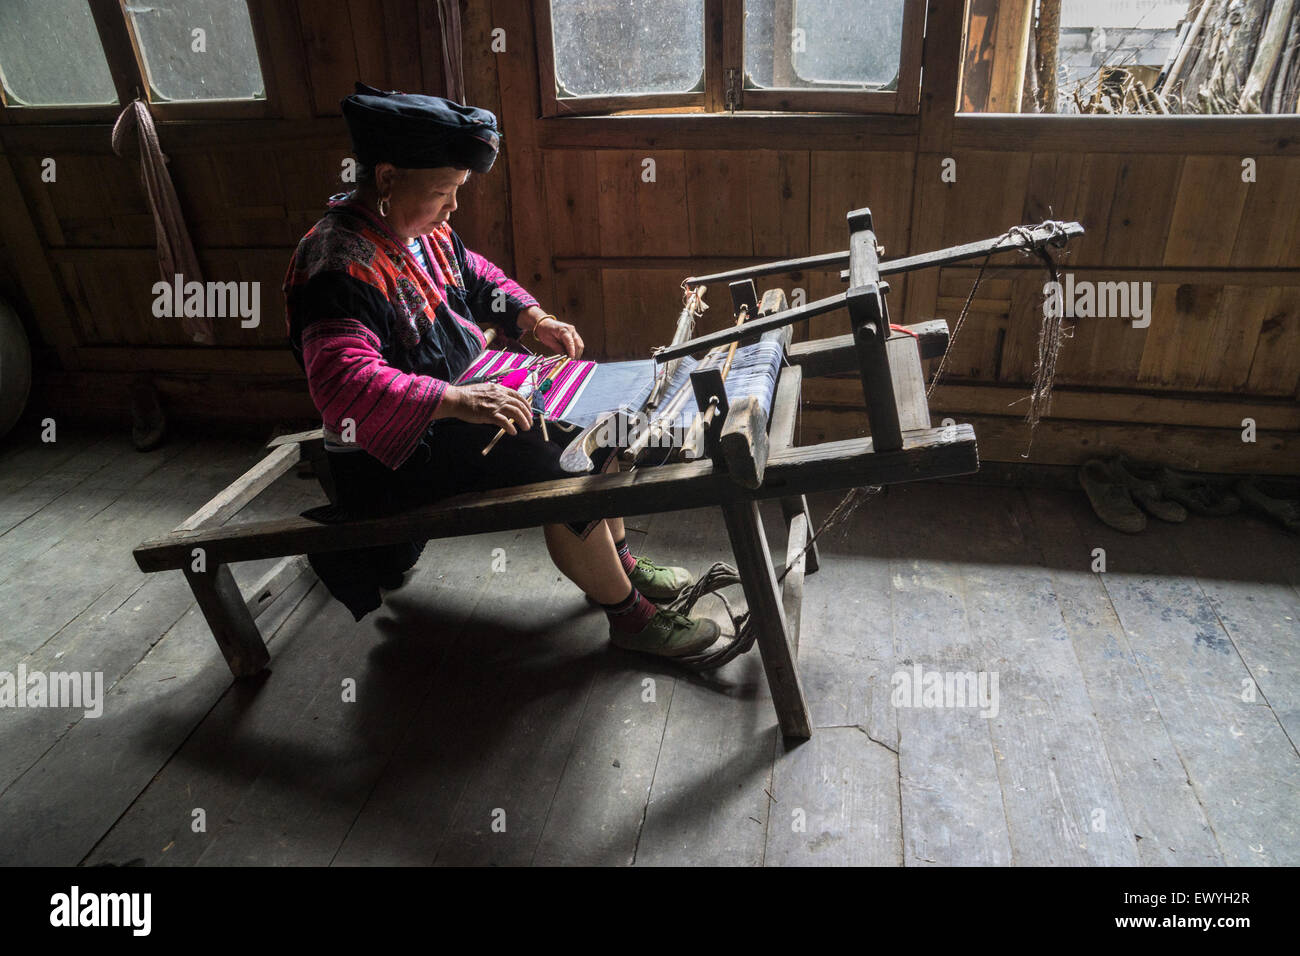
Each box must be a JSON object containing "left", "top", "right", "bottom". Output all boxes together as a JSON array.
[
  {"left": 1235, "top": 476, "right": 1300, "bottom": 534},
  {"left": 1080, "top": 455, "right": 1247, "bottom": 533},
  {"left": 1080, "top": 456, "right": 1183, "bottom": 533}
]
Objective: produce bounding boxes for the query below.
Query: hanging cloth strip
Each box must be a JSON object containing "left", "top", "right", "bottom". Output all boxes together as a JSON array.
[
  {"left": 111, "top": 99, "right": 214, "bottom": 345},
  {"left": 436, "top": 0, "right": 466, "bottom": 103}
]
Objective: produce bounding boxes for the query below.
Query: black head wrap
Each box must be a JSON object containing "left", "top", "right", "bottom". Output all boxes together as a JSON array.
[{"left": 341, "top": 82, "right": 501, "bottom": 173}]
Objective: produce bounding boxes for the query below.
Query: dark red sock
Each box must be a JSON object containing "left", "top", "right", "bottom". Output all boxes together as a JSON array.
[
  {"left": 614, "top": 537, "right": 637, "bottom": 576},
  {"left": 601, "top": 585, "right": 656, "bottom": 633}
]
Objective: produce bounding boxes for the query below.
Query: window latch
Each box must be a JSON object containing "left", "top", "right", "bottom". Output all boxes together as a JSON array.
[{"left": 724, "top": 69, "right": 741, "bottom": 113}]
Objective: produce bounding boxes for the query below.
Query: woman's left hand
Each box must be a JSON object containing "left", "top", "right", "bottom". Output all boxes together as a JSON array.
[{"left": 533, "top": 316, "right": 584, "bottom": 358}]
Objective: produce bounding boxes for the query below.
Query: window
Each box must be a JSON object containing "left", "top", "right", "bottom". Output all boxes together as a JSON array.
[
  {"left": 539, "top": 0, "right": 924, "bottom": 116},
  {"left": 743, "top": 0, "right": 906, "bottom": 92},
  {"left": 0, "top": 0, "right": 118, "bottom": 107},
  {"left": 551, "top": 0, "right": 704, "bottom": 98},
  {"left": 125, "top": 0, "right": 265, "bottom": 102},
  {"left": 960, "top": 0, "right": 1300, "bottom": 115},
  {"left": 0, "top": 0, "right": 269, "bottom": 117}
]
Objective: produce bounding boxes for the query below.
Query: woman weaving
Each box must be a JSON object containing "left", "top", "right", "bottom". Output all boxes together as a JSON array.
[{"left": 284, "top": 83, "right": 718, "bottom": 657}]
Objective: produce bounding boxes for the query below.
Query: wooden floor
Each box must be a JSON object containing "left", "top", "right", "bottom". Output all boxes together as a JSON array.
[{"left": 1, "top": 425, "right": 1298, "bottom": 866}]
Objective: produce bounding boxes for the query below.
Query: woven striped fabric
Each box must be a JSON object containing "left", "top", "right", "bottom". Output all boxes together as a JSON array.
[{"left": 454, "top": 350, "right": 597, "bottom": 419}]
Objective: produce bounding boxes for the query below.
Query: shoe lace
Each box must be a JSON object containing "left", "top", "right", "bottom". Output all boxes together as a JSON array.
[
  {"left": 634, "top": 556, "right": 669, "bottom": 575},
  {"left": 653, "top": 608, "right": 695, "bottom": 630}
]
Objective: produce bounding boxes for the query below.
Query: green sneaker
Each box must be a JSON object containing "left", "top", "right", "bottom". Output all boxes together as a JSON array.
[
  {"left": 611, "top": 608, "right": 720, "bottom": 658},
  {"left": 627, "top": 556, "right": 694, "bottom": 602}
]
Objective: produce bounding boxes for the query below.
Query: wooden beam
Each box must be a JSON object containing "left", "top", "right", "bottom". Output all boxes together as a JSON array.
[
  {"left": 918, "top": 0, "right": 966, "bottom": 154},
  {"left": 951, "top": 115, "right": 1300, "bottom": 156},
  {"left": 790, "top": 320, "right": 949, "bottom": 376},
  {"left": 0, "top": 118, "right": 348, "bottom": 155},
  {"left": 887, "top": 333, "right": 931, "bottom": 432},
  {"left": 845, "top": 208, "right": 903, "bottom": 452},
  {"left": 806, "top": 379, "right": 1300, "bottom": 432},
  {"left": 704, "top": 0, "right": 727, "bottom": 113},
  {"left": 780, "top": 510, "right": 808, "bottom": 652},
  {"left": 768, "top": 365, "right": 802, "bottom": 450},
  {"left": 492, "top": 0, "right": 553, "bottom": 308},
  {"left": 87, "top": 0, "right": 145, "bottom": 108},
  {"left": 134, "top": 424, "right": 980, "bottom": 571},
  {"left": 536, "top": 114, "right": 920, "bottom": 151},
  {"left": 245, "top": 555, "right": 312, "bottom": 620},
  {"left": 554, "top": 255, "right": 833, "bottom": 275},
  {"left": 800, "top": 407, "right": 1293, "bottom": 474},
  {"left": 937, "top": 265, "right": 1300, "bottom": 286},
  {"left": 73, "top": 345, "right": 302, "bottom": 375},
  {"left": 721, "top": 499, "right": 811, "bottom": 740},
  {"left": 719, "top": 395, "right": 769, "bottom": 488},
  {"left": 682, "top": 222, "right": 1085, "bottom": 291},
  {"left": 245, "top": 0, "right": 314, "bottom": 120},
  {"left": 183, "top": 565, "right": 271, "bottom": 677},
  {"left": 174, "top": 442, "right": 302, "bottom": 532},
  {"left": 266, "top": 428, "right": 325, "bottom": 448}
]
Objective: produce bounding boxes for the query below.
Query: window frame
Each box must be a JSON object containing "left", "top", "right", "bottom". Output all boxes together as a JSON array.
[
  {"left": 536, "top": 0, "right": 926, "bottom": 118},
  {"left": 0, "top": 0, "right": 278, "bottom": 124}
]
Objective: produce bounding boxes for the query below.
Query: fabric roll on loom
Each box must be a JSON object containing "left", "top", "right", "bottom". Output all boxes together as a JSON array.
[{"left": 453, "top": 341, "right": 785, "bottom": 437}]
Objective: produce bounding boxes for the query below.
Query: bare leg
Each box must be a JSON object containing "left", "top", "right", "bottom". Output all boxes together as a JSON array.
[{"left": 544, "top": 521, "right": 630, "bottom": 604}]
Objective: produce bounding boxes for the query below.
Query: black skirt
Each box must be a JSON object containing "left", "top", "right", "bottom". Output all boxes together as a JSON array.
[{"left": 302, "top": 419, "right": 616, "bottom": 621}]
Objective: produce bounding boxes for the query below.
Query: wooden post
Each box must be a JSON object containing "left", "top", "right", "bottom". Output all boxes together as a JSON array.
[
  {"left": 720, "top": 500, "right": 812, "bottom": 740},
  {"left": 781, "top": 511, "right": 809, "bottom": 653},
  {"left": 845, "top": 208, "right": 904, "bottom": 453},
  {"left": 780, "top": 496, "right": 820, "bottom": 574},
  {"left": 719, "top": 396, "right": 768, "bottom": 488},
  {"left": 183, "top": 564, "right": 271, "bottom": 677}
]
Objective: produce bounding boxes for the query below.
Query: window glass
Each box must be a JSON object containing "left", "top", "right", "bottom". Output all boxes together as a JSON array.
[
  {"left": 0, "top": 0, "right": 117, "bottom": 107},
  {"left": 126, "top": 0, "right": 265, "bottom": 102},
  {"left": 550, "top": 0, "right": 705, "bottom": 97},
  {"left": 745, "top": 0, "right": 905, "bottom": 91}
]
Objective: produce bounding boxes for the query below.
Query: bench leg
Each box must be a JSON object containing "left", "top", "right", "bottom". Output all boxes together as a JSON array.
[
  {"left": 184, "top": 565, "right": 271, "bottom": 677},
  {"left": 780, "top": 494, "right": 820, "bottom": 575},
  {"left": 721, "top": 500, "right": 812, "bottom": 741}
]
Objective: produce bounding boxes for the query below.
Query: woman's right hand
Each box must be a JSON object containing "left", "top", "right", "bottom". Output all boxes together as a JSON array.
[{"left": 437, "top": 383, "right": 534, "bottom": 434}]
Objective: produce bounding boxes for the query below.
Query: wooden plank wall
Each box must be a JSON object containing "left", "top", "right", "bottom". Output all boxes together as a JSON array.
[{"left": 0, "top": 0, "right": 1297, "bottom": 472}]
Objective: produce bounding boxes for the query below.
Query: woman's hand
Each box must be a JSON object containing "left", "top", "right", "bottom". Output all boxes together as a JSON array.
[
  {"left": 530, "top": 315, "right": 584, "bottom": 359},
  {"left": 437, "top": 383, "right": 533, "bottom": 434}
]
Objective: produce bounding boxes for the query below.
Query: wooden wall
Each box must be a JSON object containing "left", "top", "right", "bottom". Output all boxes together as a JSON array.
[{"left": 0, "top": 0, "right": 1296, "bottom": 473}]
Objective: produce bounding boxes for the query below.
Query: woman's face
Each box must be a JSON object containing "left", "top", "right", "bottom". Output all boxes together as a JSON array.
[{"left": 377, "top": 165, "right": 469, "bottom": 238}]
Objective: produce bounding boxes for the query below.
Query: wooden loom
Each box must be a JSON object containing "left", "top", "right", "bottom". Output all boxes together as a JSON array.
[{"left": 132, "top": 208, "right": 1082, "bottom": 741}]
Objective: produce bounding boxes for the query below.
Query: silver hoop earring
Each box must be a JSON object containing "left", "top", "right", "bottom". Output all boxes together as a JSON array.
[{"left": 378, "top": 196, "right": 390, "bottom": 217}]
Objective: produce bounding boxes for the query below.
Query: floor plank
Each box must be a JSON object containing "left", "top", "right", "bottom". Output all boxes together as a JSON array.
[
  {"left": 886, "top": 485, "right": 1015, "bottom": 866},
  {"left": 632, "top": 506, "right": 778, "bottom": 867},
  {"left": 1023, "top": 489, "right": 1224, "bottom": 865},
  {"left": 952, "top": 485, "right": 1140, "bottom": 865},
  {"left": 1166, "top": 513, "right": 1300, "bottom": 750},
  {"left": 1067, "top": 494, "right": 1300, "bottom": 866}
]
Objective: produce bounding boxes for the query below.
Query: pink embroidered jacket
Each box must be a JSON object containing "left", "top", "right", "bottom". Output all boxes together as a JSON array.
[{"left": 284, "top": 193, "right": 537, "bottom": 469}]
